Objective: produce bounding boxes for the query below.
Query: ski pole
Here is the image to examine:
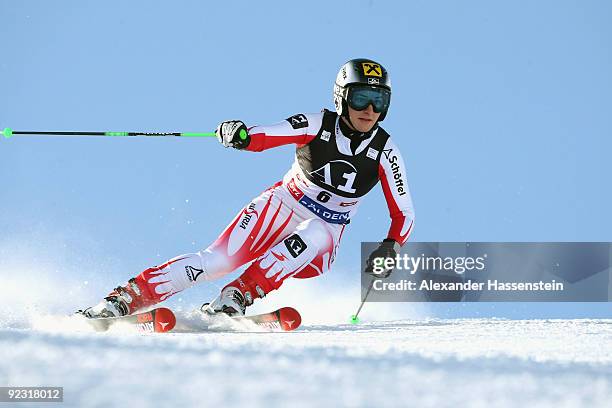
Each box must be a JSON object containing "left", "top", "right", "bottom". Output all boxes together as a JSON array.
[
  {"left": 350, "top": 277, "right": 376, "bottom": 324},
  {"left": 2, "top": 127, "right": 217, "bottom": 139}
]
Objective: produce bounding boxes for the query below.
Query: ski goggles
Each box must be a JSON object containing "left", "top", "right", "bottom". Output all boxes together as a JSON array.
[{"left": 346, "top": 85, "right": 391, "bottom": 113}]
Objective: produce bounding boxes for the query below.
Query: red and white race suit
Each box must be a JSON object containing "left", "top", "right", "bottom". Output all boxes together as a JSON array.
[{"left": 109, "top": 110, "right": 415, "bottom": 313}]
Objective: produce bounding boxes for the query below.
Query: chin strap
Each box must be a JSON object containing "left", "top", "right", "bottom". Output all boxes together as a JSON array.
[
  {"left": 340, "top": 114, "right": 378, "bottom": 141},
  {"left": 342, "top": 109, "right": 357, "bottom": 131},
  {"left": 338, "top": 116, "right": 378, "bottom": 154}
]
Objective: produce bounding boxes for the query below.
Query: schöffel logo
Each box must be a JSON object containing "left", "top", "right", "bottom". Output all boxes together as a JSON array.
[
  {"left": 284, "top": 234, "right": 307, "bottom": 258},
  {"left": 186, "top": 266, "right": 206, "bottom": 282},
  {"left": 382, "top": 149, "right": 407, "bottom": 196}
]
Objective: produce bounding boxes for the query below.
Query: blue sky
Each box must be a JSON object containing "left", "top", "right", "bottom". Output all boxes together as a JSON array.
[{"left": 1, "top": 0, "right": 610, "bottom": 319}]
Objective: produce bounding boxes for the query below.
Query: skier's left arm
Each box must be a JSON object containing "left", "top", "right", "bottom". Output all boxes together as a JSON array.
[
  {"left": 365, "top": 138, "right": 415, "bottom": 278},
  {"left": 378, "top": 137, "right": 415, "bottom": 247}
]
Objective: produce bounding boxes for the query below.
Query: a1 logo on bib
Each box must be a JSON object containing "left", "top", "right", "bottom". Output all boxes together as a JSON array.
[
  {"left": 310, "top": 160, "right": 358, "bottom": 194},
  {"left": 286, "top": 114, "right": 309, "bottom": 130},
  {"left": 284, "top": 234, "right": 307, "bottom": 258}
]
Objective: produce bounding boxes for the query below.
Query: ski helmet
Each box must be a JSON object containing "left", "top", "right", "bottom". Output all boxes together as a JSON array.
[{"left": 334, "top": 58, "right": 392, "bottom": 122}]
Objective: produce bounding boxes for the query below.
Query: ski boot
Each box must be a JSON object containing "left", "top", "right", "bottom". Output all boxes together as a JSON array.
[
  {"left": 79, "top": 278, "right": 154, "bottom": 318},
  {"left": 201, "top": 275, "right": 268, "bottom": 317}
]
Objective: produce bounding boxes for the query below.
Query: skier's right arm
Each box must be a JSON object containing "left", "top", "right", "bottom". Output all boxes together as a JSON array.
[{"left": 216, "top": 113, "right": 323, "bottom": 152}]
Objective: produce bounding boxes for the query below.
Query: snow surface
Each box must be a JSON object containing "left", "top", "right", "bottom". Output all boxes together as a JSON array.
[
  {"left": 0, "top": 246, "right": 610, "bottom": 407},
  {"left": 1, "top": 317, "right": 611, "bottom": 408}
]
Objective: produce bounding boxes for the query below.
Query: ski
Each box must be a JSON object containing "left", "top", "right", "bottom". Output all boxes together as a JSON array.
[
  {"left": 78, "top": 306, "right": 299, "bottom": 333},
  {"left": 81, "top": 307, "right": 176, "bottom": 333},
  {"left": 199, "top": 307, "right": 302, "bottom": 332},
  {"left": 239, "top": 307, "right": 302, "bottom": 331}
]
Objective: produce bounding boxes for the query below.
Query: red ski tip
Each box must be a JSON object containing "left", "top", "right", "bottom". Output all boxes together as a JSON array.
[
  {"left": 154, "top": 307, "right": 176, "bottom": 333},
  {"left": 278, "top": 307, "right": 301, "bottom": 331}
]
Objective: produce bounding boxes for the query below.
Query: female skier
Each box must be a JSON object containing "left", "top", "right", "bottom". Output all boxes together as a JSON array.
[{"left": 82, "top": 58, "right": 415, "bottom": 318}]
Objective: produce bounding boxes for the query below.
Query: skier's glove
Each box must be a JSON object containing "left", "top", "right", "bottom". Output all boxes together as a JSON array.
[
  {"left": 216, "top": 120, "right": 251, "bottom": 150},
  {"left": 365, "top": 239, "right": 401, "bottom": 278}
]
